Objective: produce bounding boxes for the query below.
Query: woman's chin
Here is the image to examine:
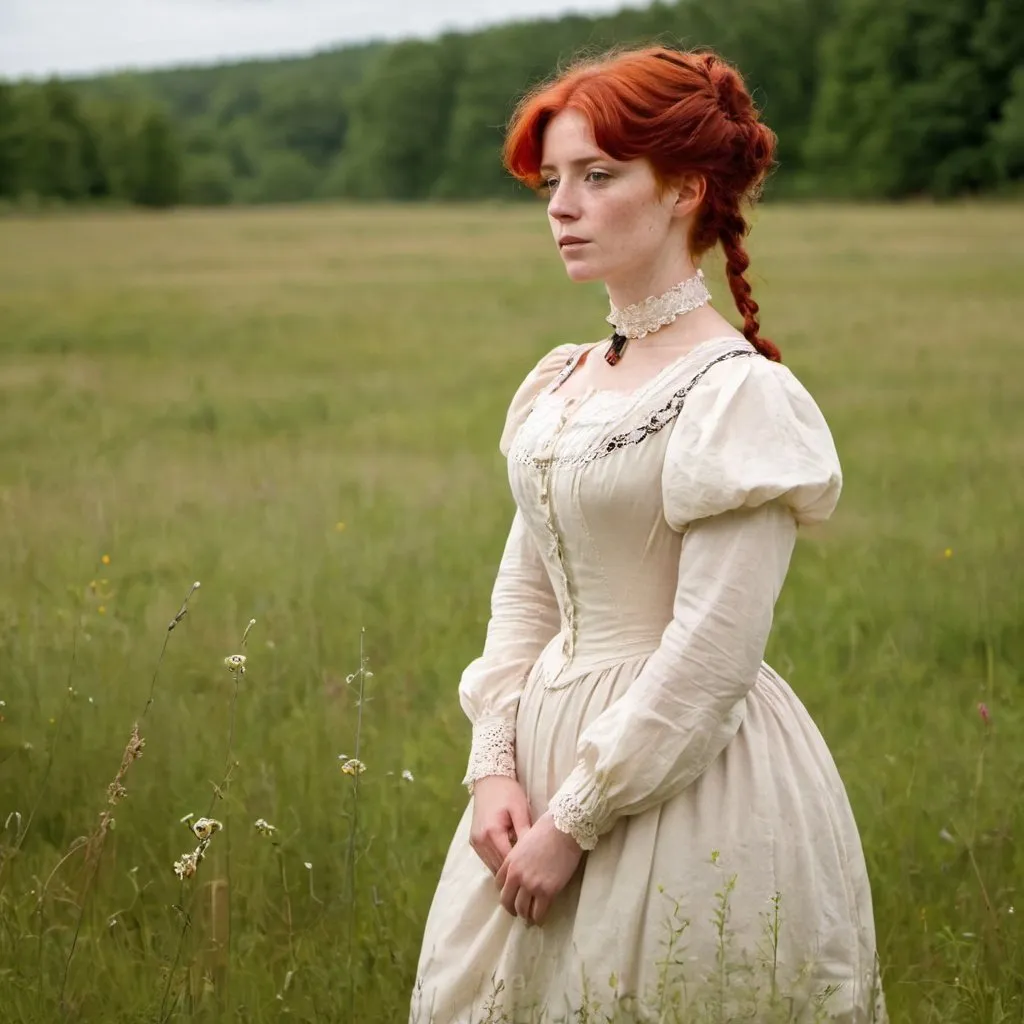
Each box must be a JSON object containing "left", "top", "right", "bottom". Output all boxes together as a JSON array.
[{"left": 561, "top": 259, "right": 603, "bottom": 284}]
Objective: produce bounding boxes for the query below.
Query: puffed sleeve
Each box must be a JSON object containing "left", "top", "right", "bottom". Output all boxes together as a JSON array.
[
  {"left": 459, "top": 343, "right": 576, "bottom": 792},
  {"left": 546, "top": 356, "right": 843, "bottom": 848}
]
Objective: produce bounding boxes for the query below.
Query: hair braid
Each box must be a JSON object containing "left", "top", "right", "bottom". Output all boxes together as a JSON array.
[{"left": 718, "top": 208, "right": 781, "bottom": 363}]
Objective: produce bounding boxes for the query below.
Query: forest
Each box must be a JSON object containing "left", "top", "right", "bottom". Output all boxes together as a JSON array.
[{"left": 1, "top": 0, "right": 1022, "bottom": 208}]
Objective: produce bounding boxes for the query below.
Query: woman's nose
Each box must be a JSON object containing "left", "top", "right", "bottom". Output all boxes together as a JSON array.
[{"left": 547, "top": 183, "right": 579, "bottom": 221}]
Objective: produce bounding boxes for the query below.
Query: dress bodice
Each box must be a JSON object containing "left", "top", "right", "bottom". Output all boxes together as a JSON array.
[{"left": 503, "top": 338, "right": 758, "bottom": 688}]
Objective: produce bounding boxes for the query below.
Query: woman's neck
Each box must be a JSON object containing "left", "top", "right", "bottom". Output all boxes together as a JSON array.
[{"left": 605, "top": 257, "right": 700, "bottom": 312}]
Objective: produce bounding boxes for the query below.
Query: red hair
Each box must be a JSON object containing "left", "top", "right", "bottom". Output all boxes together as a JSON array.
[{"left": 503, "top": 46, "right": 781, "bottom": 362}]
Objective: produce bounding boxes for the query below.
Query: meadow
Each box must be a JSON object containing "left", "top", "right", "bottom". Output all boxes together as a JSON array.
[{"left": 0, "top": 200, "right": 1021, "bottom": 1023}]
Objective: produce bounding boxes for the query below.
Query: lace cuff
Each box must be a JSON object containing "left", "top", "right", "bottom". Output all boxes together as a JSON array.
[
  {"left": 548, "top": 762, "right": 605, "bottom": 851},
  {"left": 462, "top": 717, "right": 517, "bottom": 793}
]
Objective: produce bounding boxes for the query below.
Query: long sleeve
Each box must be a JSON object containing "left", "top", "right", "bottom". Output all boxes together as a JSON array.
[
  {"left": 547, "top": 355, "right": 843, "bottom": 848},
  {"left": 459, "top": 510, "right": 562, "bottom": 789},
  {"left": 458, "top": 343, "right": 576, "bottom": 791}
]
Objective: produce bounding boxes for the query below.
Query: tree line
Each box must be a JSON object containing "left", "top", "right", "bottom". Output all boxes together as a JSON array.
[{"left": 1, "top": 0, "right": 1022, "bottom": 209}]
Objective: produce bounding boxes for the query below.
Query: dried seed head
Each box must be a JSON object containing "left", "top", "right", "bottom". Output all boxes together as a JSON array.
[{"left": 190, "top": 817, "right": 223, "bottom": 841}]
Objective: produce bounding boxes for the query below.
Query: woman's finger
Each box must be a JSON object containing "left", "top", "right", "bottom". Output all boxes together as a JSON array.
[
  {"left": 495, "top": 855, "right": 510, "bottom": 890},
  {"left": 500, "top": 872, "right": 519, "bottom": 917},
  {"left": 514, "top": 887, "right": 533, "bottom": 923},
  {"left": 530, "top": 893, "right": 551, "bottom": 927},
  {"left": 491, "top": 828, "right": 512, "bottom": 866}
]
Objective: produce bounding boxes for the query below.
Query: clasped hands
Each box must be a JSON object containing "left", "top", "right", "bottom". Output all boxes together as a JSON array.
[{"left": 469, "top": 775, "right": 583, "bottom": 927}]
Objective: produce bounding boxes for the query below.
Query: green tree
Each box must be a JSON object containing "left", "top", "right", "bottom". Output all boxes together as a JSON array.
[
  {"left": 132, "top": 108, "right": 183, "bottom": 207},
  {"left": 246, "top": 149, "right": 319, "bottom": 203},
  {"left": 340, "top": 36, "right": 465, "bottom": 198},
  {"left": 991, "top": 66, "right": 1024, "bottom": 181},
  {"left": 805, "top": 0, "right": 1022, "bottom": 196},
  {"left": 183, "top": 152, "right": 235, "bottom": 204},
  {"left": 0, "top": 83, "right": 20, "bottom": 197}
]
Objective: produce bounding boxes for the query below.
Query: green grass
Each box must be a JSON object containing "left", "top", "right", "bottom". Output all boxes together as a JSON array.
[{"left": 0, "top": 200, "right": 1021, "bottom": 1022}]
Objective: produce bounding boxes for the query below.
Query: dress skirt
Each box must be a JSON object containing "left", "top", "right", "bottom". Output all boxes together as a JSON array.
[{"left": 411, "top": 653, "right": 885, "bottom": 1024}]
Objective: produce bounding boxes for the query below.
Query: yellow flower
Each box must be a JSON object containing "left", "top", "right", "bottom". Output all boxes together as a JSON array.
[
  {"left": 944, "top": 548, "right": 953, "bottom": 559},
  {"left": 98, "top": 606, "right": 106, "bottom": 615},
  {"left": 334, "top": 521, "right": 346, "bottom": 532},
  {"left": 101, "top": 554, "right": 111, "bottom": 566}
]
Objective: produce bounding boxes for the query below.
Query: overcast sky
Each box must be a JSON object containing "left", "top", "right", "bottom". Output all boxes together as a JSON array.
[{"left": 1, "top": 0, "right": 651, "bottom": 80}]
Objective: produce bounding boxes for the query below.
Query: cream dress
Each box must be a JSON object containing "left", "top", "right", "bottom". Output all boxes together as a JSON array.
[{"left": 411, "top": 337, "right": 886, "bottom": 1024}]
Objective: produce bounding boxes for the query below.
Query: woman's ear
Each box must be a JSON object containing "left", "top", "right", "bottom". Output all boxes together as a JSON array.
[{"left": 671, "top": 173, "right": 706, "bottom": 219}]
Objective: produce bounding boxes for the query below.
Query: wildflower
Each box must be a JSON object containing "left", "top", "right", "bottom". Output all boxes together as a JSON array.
[
  {"left": 304, "top": 861, "right": 312, "bottom": 871},
  {"left": 101, "top": 554, "right": 111, "bottom": 565},
  {"left": 339, "top": 757, "right": 366, "bottom": 776},
  {"left": 978, "top": 702, "right": 991, "bottom": 726},
  {"left": 173, "top": 846, "right": 204, "bottom": 880},
  {"left": 224, "top": 654, "right": 247, "bottom": 675},
  {"left": 190, "top": 817, "right": 223, "bottom": 841},
  {"left": 254, "top": 818, "right": 277, "bottom": 836},
  {"left": 335, "top": 521, "right": 346, "bottom": 532},
  {"left": 944, "top": 548, "right": 953, "bottom": 559},
  {"left": 126, "top": 727, "right": 145, "bottom": 761},
  {"left": 98, "top": 606, "right": 106, "bottom": 615},
  {"left": 402, "top": 769, "right": 415, "bottom": 782}
]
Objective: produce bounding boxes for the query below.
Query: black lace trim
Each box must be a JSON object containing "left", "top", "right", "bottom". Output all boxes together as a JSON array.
[{"left": 586, "top": 349, "right": 756, "bottom": 462}]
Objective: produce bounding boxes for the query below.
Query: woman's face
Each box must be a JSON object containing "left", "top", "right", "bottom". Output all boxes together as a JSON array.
[{"left": 539, "top": 108, "right": 685, "bottom": 287}]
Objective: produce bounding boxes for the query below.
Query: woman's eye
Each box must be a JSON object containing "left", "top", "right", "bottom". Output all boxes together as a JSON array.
[
  {"left": 586, "top": 170, "right": 611, "bottom": 184},
  {"left": 543, "top": 178, "right": 559, "bottom": 193}
]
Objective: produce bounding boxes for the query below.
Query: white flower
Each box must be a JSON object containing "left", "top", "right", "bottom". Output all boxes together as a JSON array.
[
  {"left": 401, "top": 770, "right": 415, "bottom": 782},
  {"left": 224, "top": 654, "right": 247, "bottom": 674},
  {"left": 254, "top": 818, "right": 277, "bottom": 836},
  {"left": 304, "top": 861, "right": 312, "bottom": 871},
  {"left": 339, "top": 757, "right": 366, "bottom": 776},
  {"left": 173, "top": 848, "right": 202, "bottom": 880}
]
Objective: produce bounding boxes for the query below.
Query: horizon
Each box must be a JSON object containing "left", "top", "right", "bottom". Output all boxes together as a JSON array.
[{"left": 0, "top": 0, "right": 652, "bottom": 81}]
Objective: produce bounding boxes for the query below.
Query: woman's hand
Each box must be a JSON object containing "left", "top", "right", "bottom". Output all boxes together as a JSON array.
[
  {"left": 495, "top": 811, "right": 584, "bottom": 926},
  {"left": 469, "top": 775, "right": 533, "bottom": 875}
]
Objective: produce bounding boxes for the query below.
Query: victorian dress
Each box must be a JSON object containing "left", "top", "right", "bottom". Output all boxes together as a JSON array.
[{"left": 411, "top": 337, "right": 886, "bottom": 1023}]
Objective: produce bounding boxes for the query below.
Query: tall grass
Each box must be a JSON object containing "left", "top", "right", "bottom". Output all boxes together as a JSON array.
[{"left": 0, "top": 201, "right": 1021, "bottom": 1021}]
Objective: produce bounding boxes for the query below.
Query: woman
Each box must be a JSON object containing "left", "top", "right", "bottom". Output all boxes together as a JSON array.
[{"left": 412, "top": 46, "right": 886, "bottom": 1023}]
